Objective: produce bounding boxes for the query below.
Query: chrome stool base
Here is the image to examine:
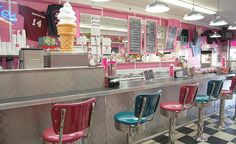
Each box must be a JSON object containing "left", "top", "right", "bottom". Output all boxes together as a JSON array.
[
  {"left": 216, "top": 99, "right": 228, "bottom": 131},
  {"left": 214, "top": 124, "right": 228, "bottom": 131},
  {"left": 193, "top": 133, "right": 208, "bottom": 142},
  {"left": 160, "top": 109, "right": 187, "bottom": 144},
  {"left": 114, "top": 121, "right": 148, "bottom": 144},
  {"left": 194, "top": 102, "right": 212, "bottom": 142}
]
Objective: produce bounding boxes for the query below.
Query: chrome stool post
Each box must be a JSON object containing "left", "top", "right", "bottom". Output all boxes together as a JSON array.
[
  {"left": 215, "top": 99, "right": 227, "bottom": 130},
  {"left": 169, "top": 117, "right": 176, "bottom": 144},
  {"left": 127, "top": 133, "right": 132, "bottom": 144},
  {"left": 193, "top": 106, "right": 208, "bottom": 142},
  {"left": 216, "top": 76, "right": 236, "bottom": 130}
]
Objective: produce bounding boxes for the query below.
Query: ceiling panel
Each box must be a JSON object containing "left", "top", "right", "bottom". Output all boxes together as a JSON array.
[{"left": 110, "top": 0, "right": 236, "bottom": 26}]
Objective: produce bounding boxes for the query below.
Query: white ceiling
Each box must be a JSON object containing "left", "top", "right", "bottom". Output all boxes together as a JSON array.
[
  {"left": 41, "top": 0, "right": 236, "bottom": 28},
  {"left": 66, "top": 0, "right": 236, "bottom": 28},
  {"left": 110, "top": 0, "right": 236, "bottom": 27}
]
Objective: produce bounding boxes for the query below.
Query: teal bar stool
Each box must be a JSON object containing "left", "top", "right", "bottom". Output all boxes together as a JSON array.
[
  {"left": 193, "top": 80, "right": 223, "bottom": 142},
  {"left": 114, "top": 90, "right": 161, "bottom": 144},
  {"left": 216, "top": 76, "right": 236, "bottom": 130}
]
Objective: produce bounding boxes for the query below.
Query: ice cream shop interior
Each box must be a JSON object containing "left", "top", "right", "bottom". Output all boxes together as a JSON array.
[{"left": 1, "top": 0, "right": 236, "bottom": 144}]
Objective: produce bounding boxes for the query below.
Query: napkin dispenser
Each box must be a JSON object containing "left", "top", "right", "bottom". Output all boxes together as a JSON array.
[
  {"left": 174, "top": 68, "right": 188, "bottom": 78},
  {"left": 105, "top": 76, "right": 120, "bottom": 88}
]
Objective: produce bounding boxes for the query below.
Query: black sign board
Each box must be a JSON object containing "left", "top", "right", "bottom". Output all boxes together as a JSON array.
[
  {"left": 146, "top": 20, "right": 157, "bottom": 53},
  {"left": 129, "top": 17, "right": 141, "bottom": 53},
  {"left": 166, "top": 26, "right": 177, "bottom": 51}
]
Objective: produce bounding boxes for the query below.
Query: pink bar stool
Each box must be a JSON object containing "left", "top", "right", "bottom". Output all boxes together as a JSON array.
[
  {"left": 160, "top": 83, "right": 199, "bottom": 144},
  {"left": 42, "top": 98, "right": 96, "bottom": 144},
  {"left": 216, "top": 76, "right": 236, "bottom": 130}
]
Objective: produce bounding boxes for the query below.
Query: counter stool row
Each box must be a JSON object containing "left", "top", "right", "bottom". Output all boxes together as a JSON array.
[{"left": 40, "top": 76, "right": 236, "bottom": 144}]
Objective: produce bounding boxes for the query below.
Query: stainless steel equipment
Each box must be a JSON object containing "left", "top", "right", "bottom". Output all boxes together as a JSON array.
[
  {"left": 45, "top": 52, "right": 89, "bottom": 67},
  {"left": 19, "top": 48, "right": 44, "bottom": 69}
]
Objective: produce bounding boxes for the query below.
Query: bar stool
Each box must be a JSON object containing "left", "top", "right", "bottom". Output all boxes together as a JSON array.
[
  {"left": 216, "top": 76, "right": 236, "bottom": 130},
  {"left": 42, "top": 98, "right": 96, "bottom": 144},
  {"left": 193, "top": 80, "right": 223, "bottom": 142},
  {"left": 160, "top": 83, "right": 199, "bottom": 144},
  {"left": 114, "top": 90, "right": 161, "bottom": 144}
]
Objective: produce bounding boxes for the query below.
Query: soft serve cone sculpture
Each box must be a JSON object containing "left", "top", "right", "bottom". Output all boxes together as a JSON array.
[{"left": 57, "top": 2, "right": 77, "bottom": 52}]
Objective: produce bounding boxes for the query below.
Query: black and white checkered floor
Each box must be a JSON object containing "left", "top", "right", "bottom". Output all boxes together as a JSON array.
[{"left": 142, "top": 109, "right": 236, "bottom": 144}]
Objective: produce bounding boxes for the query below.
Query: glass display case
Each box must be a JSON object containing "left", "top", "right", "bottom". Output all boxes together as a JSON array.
[{"left": 201, "top": 50, "right": 212, "bottom": 68}]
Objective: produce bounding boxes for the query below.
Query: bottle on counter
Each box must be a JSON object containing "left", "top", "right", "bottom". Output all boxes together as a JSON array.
[
  {"left": 221, "top": 56, "right": 226, "bottom": 68},
  {"left": 169, "top": 64, "right": 174, "bottom": 78}
]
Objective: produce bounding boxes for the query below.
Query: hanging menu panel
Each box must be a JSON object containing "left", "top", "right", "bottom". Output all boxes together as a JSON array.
[
  {"left": 129, "top": 17, "right": 141, "bottom": 53},
  {"left": 166, "top": 26, "right": 177, "bottom": 51},
  {"left": 146, "top": 20, "right": 157, "bottom": 53}
]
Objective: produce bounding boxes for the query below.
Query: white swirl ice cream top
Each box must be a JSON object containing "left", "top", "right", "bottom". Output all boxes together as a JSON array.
[{"left": 57, "top": 2, "right": 77, "bottom": 25}]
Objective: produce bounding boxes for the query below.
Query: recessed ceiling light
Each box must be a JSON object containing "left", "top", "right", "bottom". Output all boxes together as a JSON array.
[{"left": 145, "top": 0, "right": 170, "bottom": 13}]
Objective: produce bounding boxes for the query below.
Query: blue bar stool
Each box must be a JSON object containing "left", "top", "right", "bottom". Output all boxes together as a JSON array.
[
  {"left": 160, "top": 83, "right": 199, "bottom": 144},
  {"left": 216, "top": 76, "right": 236, "bottom": 130},
  {"left": 114, "top": 90, "right": 161, "bottom": 144},
  {"left": 193, "top": 80, "right": 223, "bottom": 142}
]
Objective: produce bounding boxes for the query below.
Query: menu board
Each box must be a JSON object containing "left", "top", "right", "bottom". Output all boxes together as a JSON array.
[
  {"left": 146, "top": 20, "right": 157, "bottom": 53},
  {"left": 166, "top": 26, "right": 177, "bottom": 51},
  {"left": 129, "top": 17, "right": 141, "bottom": 53}
]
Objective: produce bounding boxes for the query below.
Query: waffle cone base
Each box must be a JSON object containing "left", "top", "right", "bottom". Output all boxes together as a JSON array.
[{"left": 57, "top": 24, "right": 77, "bottom": 51}]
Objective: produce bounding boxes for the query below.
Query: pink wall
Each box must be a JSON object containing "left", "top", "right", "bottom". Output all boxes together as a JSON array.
[
  {"left": 0, "top": 0, "right": 223, "bottom": 69},
  {"left": 0, "top": 0, "right": 80, "bottom": 46}
]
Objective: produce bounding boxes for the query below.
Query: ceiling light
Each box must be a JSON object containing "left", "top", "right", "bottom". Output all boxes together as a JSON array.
[
  {"left": 228, "top": 23, "right": 236, "bottom": 30},
  {"left": 209, "top": 15, "right": 227, "bottom": 26},
  {"left": 90, "top": 0, "right": 110, "bottom": 2},
  {"left": 210, "top": 31, "right": 221, "bottom": 38},
  {"left": 145, "top": 0, "right": 170, "bottom": 13},
  {"left": 164, "top": 0, "right": 215, "bottom": 15},
  {"left": 209, "top": 0, "right": 227, "bottom": 26},
  {"left": 183, "top": 0, "right": 204, "bottom": 21},
  {"left": 184, "top": 11, "right": 204, "bottom": 21}
]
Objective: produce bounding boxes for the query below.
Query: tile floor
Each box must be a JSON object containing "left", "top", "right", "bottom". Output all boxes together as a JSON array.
[{"left": 141, "top": 109, "right": 236, "bottom": 144}]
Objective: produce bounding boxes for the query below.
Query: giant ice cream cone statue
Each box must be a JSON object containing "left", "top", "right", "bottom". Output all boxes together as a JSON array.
[{"left": 57, "top": 2, "right": 77, "bottom": 52}]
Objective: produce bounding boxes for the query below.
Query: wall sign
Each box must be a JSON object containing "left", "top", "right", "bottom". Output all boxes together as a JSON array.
[
  {"left": 0, "top": 3, "right": 17, "bottom": 23},
  {"left": 91, "top": 15, "right": 101, "bottom": 55},
  {"left": 128, "top": 17, "right": 142, "bottom": 54},
  {"left": 166, "top": 26, "right": 177, "bottom": 51},
  {"left": 145, "top": 20, "right": 157, "bottom": 53}
]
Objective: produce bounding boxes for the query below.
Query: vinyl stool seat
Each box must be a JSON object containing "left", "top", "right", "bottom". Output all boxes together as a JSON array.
[
  {"left": 42, "top": 127, "right": 84, "bottom": 143},
  {"left": 114, "top": 112, "right": 147, "bottom": 125},
  {"left": 160, "top": 102, "right": 187, "bottom": 112}
]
